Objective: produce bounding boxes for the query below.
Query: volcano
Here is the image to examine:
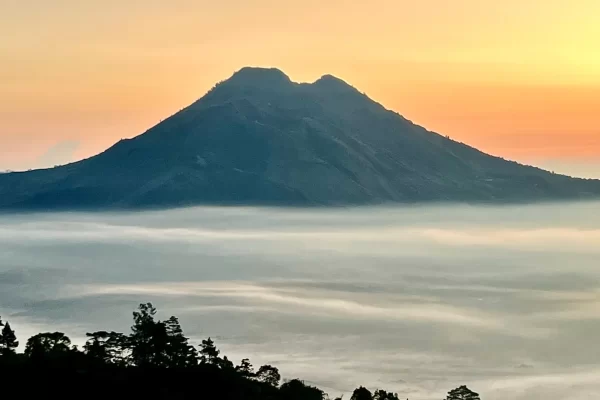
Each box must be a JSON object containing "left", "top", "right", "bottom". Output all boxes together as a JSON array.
[{"left": 1, "top": 67, "right": 599, "bottom": 210}]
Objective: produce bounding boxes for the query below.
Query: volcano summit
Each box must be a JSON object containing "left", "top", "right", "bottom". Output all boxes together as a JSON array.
[{"left": 1, "top": 67, "right": 599, "bottom": 210}]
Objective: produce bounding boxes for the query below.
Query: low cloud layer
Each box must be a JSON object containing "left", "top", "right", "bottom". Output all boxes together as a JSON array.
[{"left": 1, "top": 203, "right": 600, "bottom": 399}]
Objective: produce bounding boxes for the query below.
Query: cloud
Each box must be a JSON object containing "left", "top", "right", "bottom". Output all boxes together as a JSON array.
[
  {"left": 2, "top": 203, "right": 600, "bottom": 400},
  {"left": 73, "top": 281, "right": 505, "bottom": 330}
]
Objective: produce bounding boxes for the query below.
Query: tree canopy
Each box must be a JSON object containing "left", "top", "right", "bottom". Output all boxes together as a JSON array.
[
  {"left": 0, "top": 304, "right": 482, "bottom": 400},
  {"left": 0, "top": 321, "right": 18, "bottom": 355},
  {"left": 446, "top": 385, "right": 481, "bottom": 400}
]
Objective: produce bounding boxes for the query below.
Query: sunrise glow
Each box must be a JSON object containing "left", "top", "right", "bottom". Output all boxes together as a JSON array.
[{"left": 1, "top": 0, "right": 599, "bottom": 174}]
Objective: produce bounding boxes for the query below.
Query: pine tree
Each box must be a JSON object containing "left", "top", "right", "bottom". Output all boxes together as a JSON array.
[
  {"left": 0, "top": 316, "right": 3, "bottom": 352},
  {"left": 0, "top": 322, "right": 19, "bottom": 355},
  {"left": 236, "top": 358, "right": 255, "bottom": 378},
  {"left": 219, "top": 355, "right": 234, "bottom": 370},
  {"left": 199, "top": 337, "right": 220, "bottom": 365},
  {"left": 130, "top": 303, "right": 169, "bottom": 367},
  {"left": 164, "top": 316, "right": 197, "bottom": 367}
]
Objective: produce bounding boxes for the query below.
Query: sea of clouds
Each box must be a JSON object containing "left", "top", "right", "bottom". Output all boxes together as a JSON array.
[{"left": 1, "top": 202, "right": 600, "bottom": 399}]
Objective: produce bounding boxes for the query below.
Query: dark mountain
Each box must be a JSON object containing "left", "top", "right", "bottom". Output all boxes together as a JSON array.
[{"left": 1, "top": 67, "right": 599, "bottom": 210}]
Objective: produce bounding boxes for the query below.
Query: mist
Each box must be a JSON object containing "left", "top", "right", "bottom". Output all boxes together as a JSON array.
[{"left": 1, "top": 203, "right": 600, "bottom": 399}]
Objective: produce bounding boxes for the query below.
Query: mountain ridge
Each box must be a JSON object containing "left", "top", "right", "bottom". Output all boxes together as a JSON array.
[{"left": 1, "top": 66, "right": 599, "bottom": 211}]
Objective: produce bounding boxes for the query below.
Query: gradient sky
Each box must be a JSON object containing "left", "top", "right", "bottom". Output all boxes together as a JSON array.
[{"left": 1, "top": 0, "right": 599, "bottom": 176}]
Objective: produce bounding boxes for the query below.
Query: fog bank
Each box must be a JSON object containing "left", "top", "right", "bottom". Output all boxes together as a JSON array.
[{"left": 1, "top": 202, "right": 600, "bottom": 399}]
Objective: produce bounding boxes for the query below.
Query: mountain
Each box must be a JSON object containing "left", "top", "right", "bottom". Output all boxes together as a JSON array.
[{"left": 1, "top": 67, "right": 599, "bottom": 210}]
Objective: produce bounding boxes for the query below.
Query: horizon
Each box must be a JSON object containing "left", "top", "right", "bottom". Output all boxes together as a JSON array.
[{"left": 2, "top": 1, "right": 600, "bottom": 177}]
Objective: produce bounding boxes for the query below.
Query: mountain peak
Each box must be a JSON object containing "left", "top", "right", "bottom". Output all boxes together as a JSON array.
[
  {"left": 313, "top": 74, "right": 357, "bottom": 92},
  {"left": 227, "top": 67, "right": 291, "bottom": 87},
  {"left": 2, "top": 67, "right": 600, "bottom": 210}
]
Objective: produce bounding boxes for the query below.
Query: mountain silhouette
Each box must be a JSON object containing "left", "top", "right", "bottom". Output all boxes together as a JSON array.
[{"left": 1, "top": 66, "right": 599, "bottom": 210}]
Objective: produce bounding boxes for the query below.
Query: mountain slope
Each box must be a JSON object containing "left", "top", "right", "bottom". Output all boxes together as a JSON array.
[{"left": 1, "top": 67, "right": 599, "bottom": 210}]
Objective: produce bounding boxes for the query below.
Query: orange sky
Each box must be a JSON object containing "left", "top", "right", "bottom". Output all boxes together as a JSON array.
[{"left": 1, "top": 0, "right": 599, "bottom": 176}]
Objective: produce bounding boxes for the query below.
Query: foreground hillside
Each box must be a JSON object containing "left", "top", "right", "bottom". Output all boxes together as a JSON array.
[
  {"left": 0, "top": 303, "right": 480, "bottom": 400},
  {"left": 1, "top": 67, "right": 599, "bottom": 210}
]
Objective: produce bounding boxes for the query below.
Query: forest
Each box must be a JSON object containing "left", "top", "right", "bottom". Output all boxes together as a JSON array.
[{"left": 0, "top": 303, "right": 481, "bottom": 400}]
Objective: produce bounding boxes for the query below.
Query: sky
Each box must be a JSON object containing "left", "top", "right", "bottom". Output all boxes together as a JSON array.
[{"left": 1, "top": 0, "right": 599, "bottom": 176}]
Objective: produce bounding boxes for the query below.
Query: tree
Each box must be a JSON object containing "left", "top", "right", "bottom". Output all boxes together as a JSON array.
[
  {"left": 130, "top": 303, "right": 169, "bottom": 367},
  {"left": 0, "top": 321, "right": 19, "bottom": 355},
  {"left": 0, "top": 303, "right": 492, "bottom": 400},
  {"left": 199, "top": 337, "right": 220, "bottom": 365},
  {"left": 256, "top": 364, "right": 280, "bottom": 387},
  {"left": 85, "top": 331, "right": 111, "bottom": 362},
  {"left": 84, "top": 331, "right": 130, "bottom": 365},
  {"left": 25, "top": 332, "right": 72, "bottom": 360},
  {"left": 280, "top": 379, "right": 325, "bottom": 400},
  {"left": 236, "top": 358, "right": 255, "bottom": 378},
  {"left": 373, "top": 390, "right": 399, "bottom": 400},
  {"left": 445, "top": 385, "right": 481, "bottom": 400},
  {"left": 130, "top": 304, "right": 199, "bottom": 368},
  {"left": 219, "top": 355, "right": 234, "bottom": 370},
  {"left": 164, "top": 316, "right": 197, "bottom": 367},
  {"left": 351, "top": 387, "right": 373, "bottom": 400}
]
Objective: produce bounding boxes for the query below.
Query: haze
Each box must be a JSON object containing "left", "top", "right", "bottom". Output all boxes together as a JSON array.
[{"left": 2, "top": 203, "right": 600, "bottom": 399}]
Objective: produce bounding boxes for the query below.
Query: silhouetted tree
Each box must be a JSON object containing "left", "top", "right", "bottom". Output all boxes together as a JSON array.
[
  {"left": 236, "top": 358, "right": 255, "bottom": 378},
  {"left": 445, "top": 385, "right": 481, "bottom": 400},
  {"left": 84, "top": 331, "right": 130, "bottom": 365},
  {"left": 25, "top": 332, "right": 72, "bottom": 360},
  {"left": 199, "top": 337, "right": 220, "bottom": 365},
  {"left": 220, "top": 355, "right": 234, "bottom": 370},
  {"left": 129, "top": 304, "right": 198, "bottom": 368},
  {"left": 164, "top": 316, "right": 197, "bottom": 367},
  {"left": 256, "top": 364, "right": 281, "bottom": 387},
  {"left": 351, "top": 386, "right": 373, "bottom": 400},
  {"left": 280, "top": 379, "right": 325, "bottom": 400},
  {"left": 0, "top": 321, "right": 19, "bottom": 355},
  {"left": 373, "top": 390, "right": 399, "bottom": 400},
  {"left": 0, "top": 302, "right": 489, "bottom": 400},
  {"left": 130, "top": 303, "right": 169, "bottom": 367},
  {"left": 85, "top": 331, "right": 111, "bottom": 362}
]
